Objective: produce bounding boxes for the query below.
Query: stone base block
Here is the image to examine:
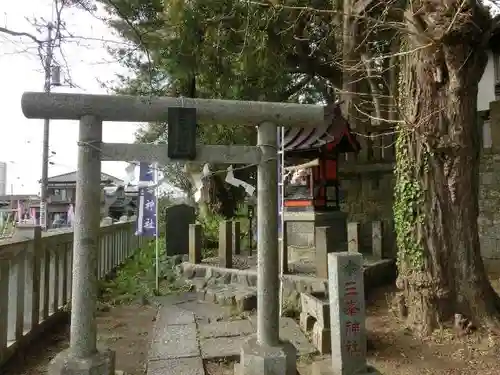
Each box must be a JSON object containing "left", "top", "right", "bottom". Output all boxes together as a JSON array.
[
  {"left": 236, "top": 337, "right": 297, "bottom": 375},
  {"left": 311, "top": 322, "right": 331, "bottom": 354},
  {"left": 300, "top": 312, "right": 315, "bottom": 332},
  {"left": 48, "top": 348, "right": 116, "bottom": 375},
  {"left": 311, "top": 359, "right": 381, "bottom": 375}
]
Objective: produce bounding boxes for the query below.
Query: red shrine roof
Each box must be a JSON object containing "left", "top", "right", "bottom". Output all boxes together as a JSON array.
[{"left": 283, "top": 104, "right": 360, "bottom": 153}]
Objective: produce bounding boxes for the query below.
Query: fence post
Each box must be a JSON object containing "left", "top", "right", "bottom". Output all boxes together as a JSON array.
[
  {"left": 189, "top": 224, "right": 202, "bottom": 264},
  {"left": 219, "top": 221, "right": 233, "bottom": 268},
  {"left": 233, "top": 221, "right": 241, "bottom": 255},
  {"left": 0, "top": 261, "right": 9, "bottom": 359},
  {"left": 347, "top": 222, "right": 360, "bottom": 253}
]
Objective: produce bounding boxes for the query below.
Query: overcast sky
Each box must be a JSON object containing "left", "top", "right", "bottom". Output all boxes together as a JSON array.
[{"left": 0, "top": 0, "right": 143, "bottom": 194}]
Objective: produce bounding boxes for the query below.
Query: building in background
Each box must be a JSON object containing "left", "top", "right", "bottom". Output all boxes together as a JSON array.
[
  {"left": 46, "top": 171, "right": 138, "bottom": 227},
  {"left": 0, "top": 162, "right": 6, "bottom": 196}
]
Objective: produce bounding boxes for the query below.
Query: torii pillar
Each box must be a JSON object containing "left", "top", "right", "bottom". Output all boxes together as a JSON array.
[{"left": 21, "top": 92, "right": 334, "bottom": 375}]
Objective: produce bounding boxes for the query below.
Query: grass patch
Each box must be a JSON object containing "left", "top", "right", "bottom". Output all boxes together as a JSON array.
[{"left": 98, "top": 238, "right": 190, "bottom": 305}]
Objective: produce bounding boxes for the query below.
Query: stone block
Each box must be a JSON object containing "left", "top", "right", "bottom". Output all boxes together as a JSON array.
[
  {"left": 101, "top": 217, "right": 113, "bottom": 226},
  {"left": 315, "top": 227, "right": 334, "bottom": 278},
  {"left": 219, "top": 220, "right": 233, "bottom": 268},
  {"left": 279, "top": 317, "right": 317, "bottom": 356},
  {"left": 235, "top": 291, "right": 257, "bottom": 312},
  {"left": 300, "top": 292, "right": 330, "bottom": 328},
  {"left": 205, "top": 285, "right": 227, "bottom": 303},
  {"left": 312, "top": 322, "right": 331, "bottom": 354},
  {"left": 238, "top": 337, "right": 297, "bottom": 375},
  {"left": 371, "top": 221, "right": 383, "bottom": 259},
  {"left": 347, "top": 223, "right": 360, "bottom": 253},
  {"left": 216, "top": 289, "right": 237, "bottom": 306},
  {"left": 201, "top": 335, "right": 251, "bottom": 360},
  {"left": 328, "top": 252, "right": 367, "bottom": 375},
  {"left": 199, "top": 319, "right": 255, "bottom": 338},
  {"left": 300, "top": 312, "right": 315, "bottom": 332},
  {"left": 189, "top": 224, "right": 202, "bottom": 264},
  {"left": 166, "top": 204, "right": 195, "bottom": 256},
  {"left": 48, "top": 348, "right": 115, "bottom": 375}
]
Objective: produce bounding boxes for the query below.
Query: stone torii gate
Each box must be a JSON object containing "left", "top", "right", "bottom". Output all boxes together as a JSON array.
[{"left": 21, "top": 92, "right": 333, "bottom": 375}]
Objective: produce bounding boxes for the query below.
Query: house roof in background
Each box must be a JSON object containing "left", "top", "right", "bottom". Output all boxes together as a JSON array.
[
  {"left": 0, "top": 194, "right": 40, "bottom": 202},
  {"left": 48, "top": 171, "right": 124, "bottom": 184}
]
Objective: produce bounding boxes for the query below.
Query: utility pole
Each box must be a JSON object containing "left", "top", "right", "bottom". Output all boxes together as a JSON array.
[{"left": 40, "top": 22, "right": 54, "bottom": 231}]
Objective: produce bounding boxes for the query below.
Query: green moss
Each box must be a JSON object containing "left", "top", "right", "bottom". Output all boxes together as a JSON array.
[
  {"left": 393, "top": 128, "right": 426, "bottom": 270},
  {"left": 394, "top": 37, "right": 427, "bottom": 271}
]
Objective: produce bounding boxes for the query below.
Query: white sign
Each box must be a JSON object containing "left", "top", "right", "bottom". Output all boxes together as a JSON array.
[{"left": 40, "top": 201, "right": 47, "bottom": 229}]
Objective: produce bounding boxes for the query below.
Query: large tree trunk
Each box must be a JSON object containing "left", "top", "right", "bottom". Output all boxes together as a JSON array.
[{"left": 395, "top": 1, "right": 500, "bottom": 335}]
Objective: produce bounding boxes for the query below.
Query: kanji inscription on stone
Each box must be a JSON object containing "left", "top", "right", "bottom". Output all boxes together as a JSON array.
[{"left": 328, "top": 252, "right": 367, "bottom": 374}]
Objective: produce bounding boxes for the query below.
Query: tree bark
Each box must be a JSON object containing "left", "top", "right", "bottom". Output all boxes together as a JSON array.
[{"left": 395, "top": 1, "right": 500, "bottom": 335}]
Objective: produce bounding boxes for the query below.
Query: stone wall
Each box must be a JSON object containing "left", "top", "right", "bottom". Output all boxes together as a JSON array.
[
  {"left": 478, "top": 101, "right": 500, "bottom": 264},
  {"left": 478, "top": 153, "right": 500, "bottom": 260},
  {"left": 286, "top": 221, "right": 314, "bottom": 248},
  {"left": 339, "top": 168, "right": 396, "bottom": 258}
]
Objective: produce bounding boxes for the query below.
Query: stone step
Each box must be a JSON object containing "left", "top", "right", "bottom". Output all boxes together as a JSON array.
[{"left": 189, "top": 278, "right": 257, "bottom": 313}]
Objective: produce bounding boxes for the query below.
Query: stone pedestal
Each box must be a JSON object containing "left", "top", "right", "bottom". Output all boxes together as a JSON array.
[
  {"left": 282, "top": 210, "right": 347, "bottom": 274},
  {"left": 327, "top": 252, "right": 379, "bottom": 375},
  {"left": 300, "top": 292, "right": 331, "bottom": 354},
  {"left": 237, "top": 337, "right": 297, "bottom": 375},
  {"left": 283, "top": 211, "right": 348, "bottom": 249},
  {"left": 48, "top": 348, "right": 115, "bottom": 375},
  {"left": 189, "top": 224, "right": 202, "bottom": 264},
  {"left": 312, "top": 322, "right": 331, "bottom": 354}
]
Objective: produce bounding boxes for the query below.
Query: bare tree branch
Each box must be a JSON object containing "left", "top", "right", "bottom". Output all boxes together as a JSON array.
[{"left": 0, "top": 26, "right": 43, "bottom": 44}]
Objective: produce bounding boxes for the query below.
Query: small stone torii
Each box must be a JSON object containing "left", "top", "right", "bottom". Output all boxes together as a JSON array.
[{"left": 21, "top": 92, "right": 334, "bottom": 375}]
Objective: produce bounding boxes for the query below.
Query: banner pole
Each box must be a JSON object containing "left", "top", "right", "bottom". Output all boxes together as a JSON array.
[{"left": 154, "top": 163, "right": 160, "bottom": 293}]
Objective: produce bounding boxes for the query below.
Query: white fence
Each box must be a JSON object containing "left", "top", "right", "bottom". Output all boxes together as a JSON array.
[{"left": 0, "top": 220, "right": 145, "bottom": 366}]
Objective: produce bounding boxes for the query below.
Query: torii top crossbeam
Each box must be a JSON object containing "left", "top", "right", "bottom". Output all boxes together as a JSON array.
[{"left": 21, "top": 92, "right": 334, "bottom": 128}]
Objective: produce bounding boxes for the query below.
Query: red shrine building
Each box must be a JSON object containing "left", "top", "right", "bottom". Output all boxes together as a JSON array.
[{"left": 280, "top": 104, "right": 360, "bottom": 271}]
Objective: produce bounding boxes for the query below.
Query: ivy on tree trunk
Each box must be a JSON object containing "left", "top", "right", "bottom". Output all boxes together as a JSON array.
[{"left": 394, "top": 0, "right": 500, "bottom": 334}]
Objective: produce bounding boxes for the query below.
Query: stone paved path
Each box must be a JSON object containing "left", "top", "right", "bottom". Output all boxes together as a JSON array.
[{"left": 147, "top": 293, "right": 316, "bottom": 375}]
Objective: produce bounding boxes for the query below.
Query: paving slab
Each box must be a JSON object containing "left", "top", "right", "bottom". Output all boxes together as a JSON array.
[
  {"left": 176, "top": 300, "right": 233, "bottom": 323},
  {"left": 156, "top": 305, "right": 196, "bottom": 325},
  {"left": 200, "top": 335, "right": 252, "bottom": 360},
  {"left": 147, "top": 357, "right": 205, "bottom": 375},
  {"left": 249, "top": 316, "right": 316, "bottom": 356},
  {"left": 153, "top": 292, "right": 199, "bottom": 306},
  {"left": 201, "top": 284, "right": 257, "bottom": 312},
  {"left": 199, "top": 319, "right": 255, "bottom": 338},
  {"left": 149, "top": 323, "right": 200, "bottom": 360}
]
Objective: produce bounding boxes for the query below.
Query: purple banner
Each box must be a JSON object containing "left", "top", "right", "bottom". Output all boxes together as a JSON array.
[
  {"left": 136, "top": 162, "right": 157, "bottom": 237},
  {"left": 139, "top": 162, "right": 155, "bottom": 182},
  {"left": 277, "top": 126, "right": 284, "bottom": 235}
]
